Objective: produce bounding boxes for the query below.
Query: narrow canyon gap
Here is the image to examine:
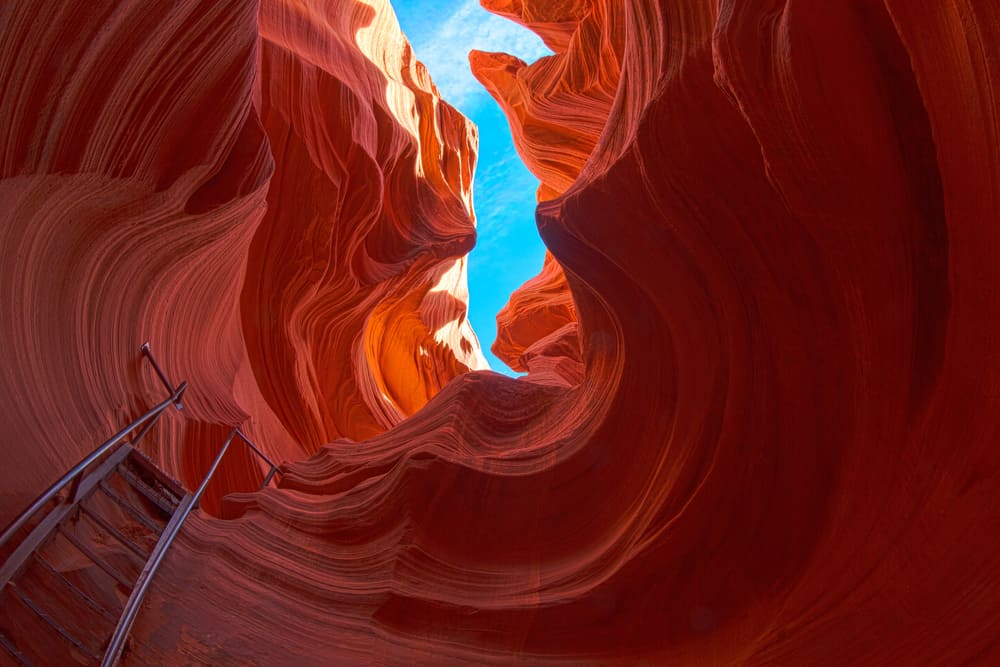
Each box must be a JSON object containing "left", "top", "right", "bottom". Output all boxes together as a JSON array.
[
  {"left": 392, "top": 0, "right": 554, "bottom": 377},
  {"left": 0, "top": 0, "right": 997, "bottom": 665}
]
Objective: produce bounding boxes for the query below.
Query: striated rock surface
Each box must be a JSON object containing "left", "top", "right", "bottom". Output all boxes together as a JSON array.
[
  {"left": 0, "top": 0, "right": 486, "bottom": 521},
  {"left": 2, "top": 0, "right": 1000, "bottom": 665},
  {"left": 244, "top": 0, "right": 488, "bottom": 454},
  {"left": 0, "top": 0, "right": 273, "bottom": 521},
  {"left": 142, "top": 0, "right": 997, "bottom": 664},
  {"left": 471, "top": 0, "right": 622, "bottom": 201}
]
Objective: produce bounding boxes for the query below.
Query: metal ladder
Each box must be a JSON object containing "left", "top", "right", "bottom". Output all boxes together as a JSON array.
[{"left": 0, "top": 344, "right": 282, "bottom": 666}]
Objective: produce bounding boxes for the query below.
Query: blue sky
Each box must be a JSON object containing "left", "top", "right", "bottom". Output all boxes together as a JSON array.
[{"left": 391, "top": 0, "right": 551, "bottom": 375}]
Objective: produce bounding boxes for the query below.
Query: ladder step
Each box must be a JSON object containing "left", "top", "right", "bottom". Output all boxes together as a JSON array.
[
  {"left": 0, "top": 632, "right": 35, "bottom": 667},
  {"left": 55, "top": 525, "right": 134, "bottom": 590},
  {"left": 97, "top": 481, "right": 165, "bottom": 534},
  {"left": 0, "top": 446, "right": 132, "bottom": 592},
  {"left": 126, "top": 448, "right": 186, "bottom": 499},
  {"left": 7, "top": 583, "right": 100, "bottom": 661},
  {"left": 116, "top": 464, "right": 179, "bottom": 515},
  {"left": 78, "top": 503, "right": 151, "bottom": 559},
  {"left": 33, "top": 553, "right": 119, "bottom": 623}
]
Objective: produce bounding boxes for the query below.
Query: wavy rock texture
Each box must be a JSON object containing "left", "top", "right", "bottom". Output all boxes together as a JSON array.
[
  {"left": 134, "top": 0, "right": 997, "bottom": 664},
  {"left": 492, "top": 253, "right": 581, "bottom": 384},
  {"left": 3, "top": 0, "right": 1000, "bottom": 666},
  {"left": 247, "top": 0, "right": 488, "bottom": 454},
  {"left": 471, "top": 0, "right": 622, "bottom": 200},
  {"left": 0, "top": 0, "right": 485, "bottom": 521}
]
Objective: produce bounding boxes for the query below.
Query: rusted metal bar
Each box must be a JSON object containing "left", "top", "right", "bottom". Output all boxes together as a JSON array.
[
  {"left": 232, "top": 429, "right": 279, "bottom": 470},
  {"left": 261, "top": 466, "right": 279, "bottom": 489},
  {"left": 230, "top": 429, "right": 283, "bottom": 489}
]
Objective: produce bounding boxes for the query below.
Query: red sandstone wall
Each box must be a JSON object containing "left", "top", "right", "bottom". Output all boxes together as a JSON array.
[
  {"left": 2, "top": 0, "right": 999, "bottom": 664},
  {"left": 0, "top": 0, "right": 486, "bottom": 520}
]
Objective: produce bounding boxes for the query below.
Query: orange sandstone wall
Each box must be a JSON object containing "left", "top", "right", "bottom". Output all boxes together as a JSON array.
[
  {"left": 0, "top": 0, "right": 272, "bottom": 522},
  {"left": 0, "top": 0, "right": 486, "bottom": 521},
  {"left": 471, "top": 0, "right": 622, "bottom": 201},
  {"left": 244, "top": 0, "right": 488, "bottom": 454}
]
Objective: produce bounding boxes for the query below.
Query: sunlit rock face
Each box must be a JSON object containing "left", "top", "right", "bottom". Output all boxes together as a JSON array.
[
  {"left": 0, "top": 0, "right": 485, "bottom": 521},
  {"left": 471, "top": 0, "right": 621, "bottom": 201},
  {"left": 3, "top": 0, "right": 1000, "bottom": 666},
  {"left": 492, "top": 253, "right": 581, "bottom": 385},
  {"left": 246, "top": 0, "right": 488, "bottom": 453}
]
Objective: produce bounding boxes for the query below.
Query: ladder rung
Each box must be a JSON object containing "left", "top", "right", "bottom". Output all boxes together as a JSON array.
[
  {"left": 97, "top": 481, "right": 165, "bottom": 534},
  {"left": 7, "top": 583, "right": 100, "bottom": 660},
  {"left": 33, "top": 553, "right": 119, "bottom": 623},
  {"left": 55, "top": 525, "right": 134, "bottom": 589},
  {"left": 78, "top": 503, "right": 151, "bottom": 559},
  {"left": 116, "top": 464, "right": 179, "bottom": 515},
  {"left": 126, "top": 448, "right": 186, "bottom": 499},
  {"left": 0, "top": 632, "right": 35, "bottom": 667}
]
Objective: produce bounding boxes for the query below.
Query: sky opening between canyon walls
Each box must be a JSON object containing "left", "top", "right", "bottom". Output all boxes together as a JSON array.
[{"left": 391, "top": 0, "right": 552, "bottom": 376}]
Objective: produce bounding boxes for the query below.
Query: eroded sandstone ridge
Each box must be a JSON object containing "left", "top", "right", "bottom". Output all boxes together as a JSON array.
[
  {"left": 2, "top": 0, "right": 999, "bottom": 664},
  {"left": 0, "top": 0, "right": 485, "bottom": 517}
]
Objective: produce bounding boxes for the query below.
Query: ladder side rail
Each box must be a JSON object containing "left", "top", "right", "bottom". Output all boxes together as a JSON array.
[
  {"left": 232, "top": 429, "right": 283, "bottom": 489},
  {"left": 0, "top": 382, "right": 187, "bottom": 551},
  {"left": 0, "top": 445, "right": 134, "bottom": 589},
  {"left": 102, "top": 429, "right": 238, "bottom": 667}
]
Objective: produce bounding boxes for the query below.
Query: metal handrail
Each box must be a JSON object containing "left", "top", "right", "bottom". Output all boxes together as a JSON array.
[
  {"left": 144, "top": 342, "right": 281, "bottom": 488},
  {"left": 101, "top": 427, "right": 258, "bottom": 666},
  {"left": 0, "top": 342, "right": 285, "bottom": 666},
  {"left": 230, "top": 428, "right": 283, "bottom": 490},
  {"left": 139, "top": 342, "right": 184, "bottom": 410},
  {"left": 0, "top": 381, "right": 188, "bottom": 550}
]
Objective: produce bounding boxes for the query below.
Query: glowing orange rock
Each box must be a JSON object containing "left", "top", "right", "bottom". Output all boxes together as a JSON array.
[
  {"left": 244, "top": 0, "right": 488, "bottom": 454},
  {"left": 471, "top": 0, "right": 622, "bottom": 200},
  {"left": 492, "top": 252, "right": 580, "bottom": 383}
]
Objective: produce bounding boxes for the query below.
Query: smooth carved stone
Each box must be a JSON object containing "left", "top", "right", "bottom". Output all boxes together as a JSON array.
[{"left": 492, "top": 251, "right": 579, "bottom": 378}]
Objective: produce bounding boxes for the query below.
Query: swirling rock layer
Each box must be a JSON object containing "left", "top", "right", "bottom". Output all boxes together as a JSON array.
[
  {"left": 3, "top": 0, "right": 1000, "bottom": 665},
  {"left": 0, "top": 0, "right": 485, "bottom": 519}
]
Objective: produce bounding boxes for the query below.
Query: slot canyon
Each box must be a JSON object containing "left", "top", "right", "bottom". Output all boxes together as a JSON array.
[{"left": 1, "top": 0, "right": 998, "bottom": 664}]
